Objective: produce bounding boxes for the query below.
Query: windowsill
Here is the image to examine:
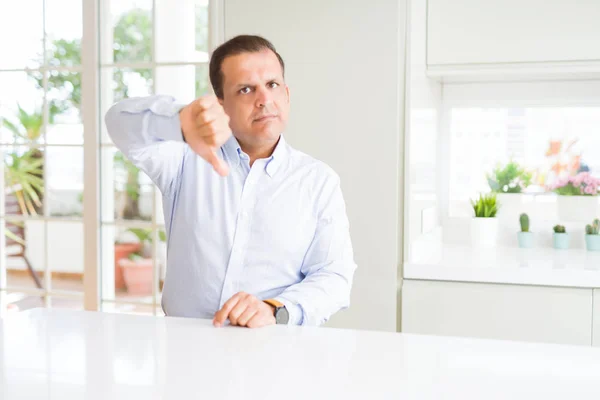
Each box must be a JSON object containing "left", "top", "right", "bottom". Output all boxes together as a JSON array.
[{"left": 404, "top": 244, "right": 600, "bottom": 289}]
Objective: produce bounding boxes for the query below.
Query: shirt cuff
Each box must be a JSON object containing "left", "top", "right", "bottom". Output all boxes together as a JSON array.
[{"left": 274, "top": 297, "right": 304, "bottom": 326}]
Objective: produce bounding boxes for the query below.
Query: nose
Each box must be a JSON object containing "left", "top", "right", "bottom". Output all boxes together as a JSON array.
[{"left": 254, "top": 86, "right": 273, "bottom": 108}]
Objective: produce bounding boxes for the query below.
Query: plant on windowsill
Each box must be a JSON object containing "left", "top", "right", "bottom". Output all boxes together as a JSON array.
[
  {"left": 550, "top": 172, "right": 600, "bottom": 222},
  {"left": 118, "top": 228, "right": 166, "bottom": 295},
  {"left": 517, "top": 213, "right": 534, "bottom": 248},
  {"left": 552, "top": 225, "right": 569, "bottom": 250},
  {"left": 487, "top": 161, "right": 533, "bottom": 223},
  {"left": 470, "top": 193, "right": 500, "bottom": 249},
  {"left": 584, "top": 219, "right": 600, "bottom": 252},
  {"left": 487, "top": 161, "right": 532, "bottom": 194}
]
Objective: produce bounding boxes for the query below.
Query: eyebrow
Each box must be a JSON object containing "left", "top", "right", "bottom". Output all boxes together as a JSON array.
[{"left": 234, "top": 79, "right": 280, "bottom": 89}]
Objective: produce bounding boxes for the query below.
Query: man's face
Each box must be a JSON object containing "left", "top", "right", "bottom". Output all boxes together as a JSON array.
[{"left": 219, "top": 49, "right": 290, "bottom": 149}]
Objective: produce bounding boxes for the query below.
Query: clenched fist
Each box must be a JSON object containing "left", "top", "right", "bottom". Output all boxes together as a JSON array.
[{"left": 180, "top": 95, "right": 232, "bottom": 176}]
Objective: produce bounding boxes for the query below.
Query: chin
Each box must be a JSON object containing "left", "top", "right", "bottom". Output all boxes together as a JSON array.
[{"left": 253, "top": 126, "right": 284, "bottom": 141}]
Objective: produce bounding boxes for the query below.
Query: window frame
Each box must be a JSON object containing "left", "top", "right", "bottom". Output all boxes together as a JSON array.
[{"left": 0, "top": 0, "right": 223, "bottom": 316}]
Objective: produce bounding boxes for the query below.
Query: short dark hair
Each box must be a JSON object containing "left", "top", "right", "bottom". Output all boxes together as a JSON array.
[{"left": 209, "top": 35, "right": 285, "bottom": 99}]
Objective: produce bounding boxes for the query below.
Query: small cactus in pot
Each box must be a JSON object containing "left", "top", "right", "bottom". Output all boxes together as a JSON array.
[
  {"left": 520, "top": 213, "right": 530, "bottom": 232},
  {"left": 517, "top": 213, "right": 534, "bottom": 248},
  {"left": 585, "top": 219, "right": 600, "bottom": 251},
  {"left": 552, "top": 224, "right": 569, "bottom": 250}
]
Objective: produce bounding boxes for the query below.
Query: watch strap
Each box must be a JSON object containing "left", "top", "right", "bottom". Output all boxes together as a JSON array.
[{"left": 263, "top": 298, "right": 284, "bottom": 309}]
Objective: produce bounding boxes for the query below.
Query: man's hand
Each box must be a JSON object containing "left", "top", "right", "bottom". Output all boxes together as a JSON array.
[
  {"left": 180, "top": 95, "right": 232, "bottom": 176},
  {"left": 213, "top": 292, "right": 276, "bottom": 328}
]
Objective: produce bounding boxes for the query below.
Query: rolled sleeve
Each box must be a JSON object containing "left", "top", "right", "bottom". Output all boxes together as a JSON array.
[
  {"left": 274, "top": 296, "right": 305, "bottom": 326},
  {"left": 104, "top": 95, "right": 188, "bottom": 196},
  {"left": 106, "top": 95, "right": 186, "bottom": 144}
]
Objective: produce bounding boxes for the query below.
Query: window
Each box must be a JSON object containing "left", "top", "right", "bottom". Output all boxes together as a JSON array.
[
  {"left": 101, "top": 0, "right": 213, "bottom": 316},
  {"left": 448, "top": 106, "right": 600, "bottom": 218},
  {"left": 407, "top": 80, "right": 600, "bottom": 264},
  {"left": 0, "top": 0, "right": 85, "bottom": 312},
  {"left": 0, "top": 0, "right": 217, "bottom": 316}
]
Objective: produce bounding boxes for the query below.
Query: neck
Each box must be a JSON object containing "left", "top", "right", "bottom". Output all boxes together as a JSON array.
[{"left": 237, "top": 136, "right": 280, "bottom": 166}]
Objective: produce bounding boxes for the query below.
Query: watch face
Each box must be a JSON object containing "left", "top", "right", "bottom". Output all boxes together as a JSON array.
[{"left": 275, "top": 306, "right": 289, "bottom": 324}]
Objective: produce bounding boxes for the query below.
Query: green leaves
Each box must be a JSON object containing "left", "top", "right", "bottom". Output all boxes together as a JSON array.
[
  {"left": 554, "top": 184, "right": 582, "bottom": 196},
  {"left": 126, "top": 228, "right": 167, "bottom": 244},
  {"left": 471, "top": 193, "right": 499, "bottom": 218},
  {"left": 4, "top": 150, "right": 44, "bottom": 216},
  {"left": 124, "top": 228, "right": 167, "bottom": 258},
  {"left": 487, "top": 161, "right": 532, "bottom": 194},
  {"left": 2, "top": 104, "right": 45, "bottom": 142}
]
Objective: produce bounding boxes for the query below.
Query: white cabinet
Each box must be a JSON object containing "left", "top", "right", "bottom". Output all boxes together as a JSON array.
[
  {"left": 402, "top": 279, "right": 593, "bottom": 346},
  {"left": 594, "top": 289, "right": 600, "bottom": 347},
  {"left": 427, "top": 0, "right": 600, "bottom": 66},
  {"left": 425, "top": 0, "right": 600, "bottom": 81}
]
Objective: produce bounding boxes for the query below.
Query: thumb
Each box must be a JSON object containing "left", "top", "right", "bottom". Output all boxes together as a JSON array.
[{"left": 204, "top": 149, "right": 229, "bottom": 177}]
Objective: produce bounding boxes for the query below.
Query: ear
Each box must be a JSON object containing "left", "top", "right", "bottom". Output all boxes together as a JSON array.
[{"left": 285, "top": 85, "right": 290, "bottom": 103}]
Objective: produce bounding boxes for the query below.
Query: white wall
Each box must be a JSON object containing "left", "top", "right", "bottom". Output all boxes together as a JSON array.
[
  {"left": 225, "top": 0, "right": 407, "bottom": 331},
  {"left": 7, "top": 221, "right": 83, "bottom": 273},
  {"left": 405, "top": 0, "right": 443, "bottom": 260}
]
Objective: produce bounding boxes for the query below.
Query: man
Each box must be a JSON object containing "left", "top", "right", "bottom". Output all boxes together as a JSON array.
[{"left": 105, "top": 35, "right": 356, "bottom": 328}]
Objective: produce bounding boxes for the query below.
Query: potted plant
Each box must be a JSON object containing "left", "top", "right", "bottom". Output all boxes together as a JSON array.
[
  {"left": 487, "top": 161, "right": 532, "bottom": 195},
  {"left": 470, "top": 193, "right": 500, "bottom": 248},
  {"left": 119, "top": 228, "right": 166, "bottom": 295},
  {"left": 112, "top": 153, "right": 149, "bottom": 289},
  {"left": 585, "top": 219, "right": 600, "bottom": 252},
  {"left": 552, "top": 225, "right": 569, "bottom": 250},
  {"left": 3, "top": 105, "right": 51, "bottom": 217},
  {"left": 550, "top": 172, "right": 600, "bottom": 222},
  {"left": 488, "top": 161, "right": 532, "bottom": 223},
  {"left": 114, "top": 237, "right": 142, "bottom": 291},
  {"left": 517, "top": 213, "right": 534, "bottom": 248}
]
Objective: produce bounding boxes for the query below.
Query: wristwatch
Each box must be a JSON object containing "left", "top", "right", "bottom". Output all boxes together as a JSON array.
[{"left": 263, "top": 299, "right": 289, "bottom": 324}]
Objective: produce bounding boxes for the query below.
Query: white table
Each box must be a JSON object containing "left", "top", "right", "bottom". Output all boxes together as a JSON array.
[{"left": 1, "top": 309, "right": 600, "bottom": 399}]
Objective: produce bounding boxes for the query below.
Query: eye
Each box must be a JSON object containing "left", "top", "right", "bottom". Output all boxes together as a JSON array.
[
  {"left": 268, "top": 82, "right": 279, "bottom": 89},
  {"left": 239, "top": 87, "right": 251, "bottom": 94}
]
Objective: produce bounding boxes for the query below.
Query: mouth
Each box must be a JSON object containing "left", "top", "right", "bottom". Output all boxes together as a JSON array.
[{"left": 253, "top": 115, "right": 278, "bottom": 123}]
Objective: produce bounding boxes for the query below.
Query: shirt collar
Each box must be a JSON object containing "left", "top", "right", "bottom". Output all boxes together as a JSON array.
[
  {"left": 221, "top": 134, "right": 288, "bottom": 177},
  {"left": 265, "top": 135, "right": 288, "bottom": 177},
  {"left": 222, "top": 135, "right": 243, "bottom": 167}
]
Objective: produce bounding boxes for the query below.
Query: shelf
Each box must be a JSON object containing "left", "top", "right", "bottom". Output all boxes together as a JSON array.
[
  {"left": 404, "top": 244, "right": 600, "bottom": 288},
  {"left": 426, "top": 60, "right": 600, "bottom": 83}
]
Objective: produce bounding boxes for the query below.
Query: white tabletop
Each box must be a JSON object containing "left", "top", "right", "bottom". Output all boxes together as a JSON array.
[{"left": 1, "top": 309, "right": 600, "bottom": 399}]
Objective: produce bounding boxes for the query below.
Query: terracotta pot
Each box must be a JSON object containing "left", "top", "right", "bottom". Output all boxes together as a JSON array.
[
  {"left": 114, "top": 243, "right": 142, "bottom": 290},
  {"left": 120, "top": 258, "right": 153, "bottom": 295}
]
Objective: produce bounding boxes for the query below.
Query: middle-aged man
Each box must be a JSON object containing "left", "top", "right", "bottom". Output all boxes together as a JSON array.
[{"left": 105, "top": 35, "right": 357, "bottom": 328}]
